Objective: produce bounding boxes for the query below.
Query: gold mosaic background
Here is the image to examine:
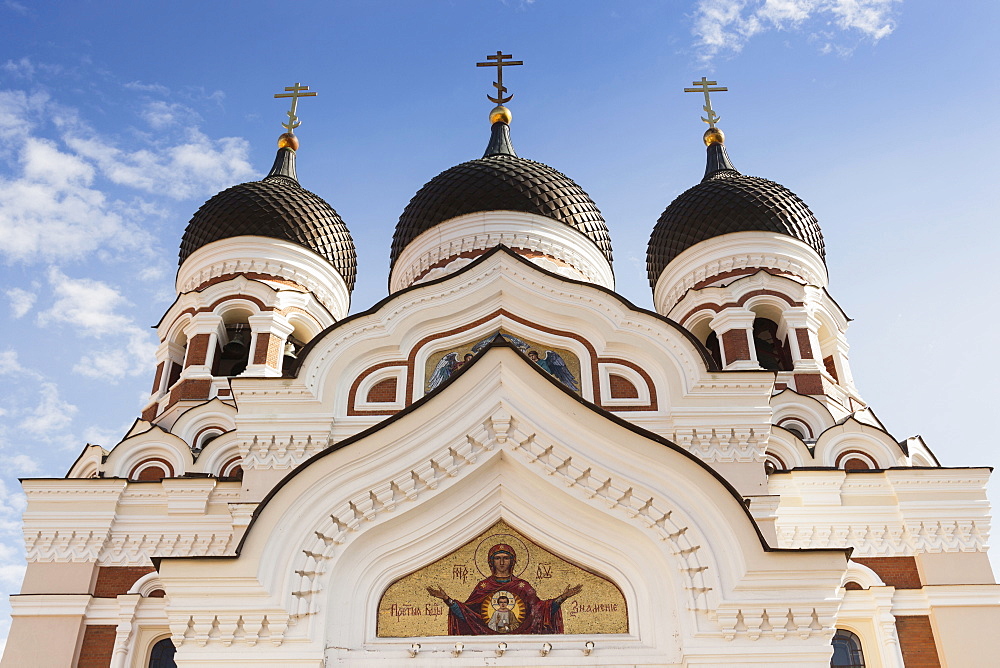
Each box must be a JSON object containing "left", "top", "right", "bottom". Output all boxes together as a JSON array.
[
  {"left": 377, "top": 520, "right": 627, "bottom": 637},
  {"left": 424, "top": 330, "right": 583, "bottom": 394}
]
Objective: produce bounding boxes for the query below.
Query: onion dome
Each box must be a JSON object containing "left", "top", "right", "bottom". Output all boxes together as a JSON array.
[
  {"left": 390, "top": 111, "right": 612, "bottom": 270},
  {"left": 179, "top": 135, "right": 357, "bottom": 291},
  {"left": 647, "top": 128, "right": 824, "bottom": 287}
]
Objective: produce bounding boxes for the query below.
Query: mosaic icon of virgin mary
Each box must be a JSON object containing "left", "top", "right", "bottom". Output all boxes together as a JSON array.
[{"left": 426, "top": 543, "right": 583, "bottom": 635}]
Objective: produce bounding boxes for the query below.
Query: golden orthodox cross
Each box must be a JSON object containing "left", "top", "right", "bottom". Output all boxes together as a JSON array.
[
  {"left": 683, "top": 77, "right": 728, "bottom": 128},
  {"left": 476, "top": 51, "right": 523, "bottom": 104},
  {"left": 274, "top": 82, "right": 318, "bottom": 132}
]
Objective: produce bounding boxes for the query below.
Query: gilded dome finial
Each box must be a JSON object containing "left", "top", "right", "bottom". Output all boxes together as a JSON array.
[
  {"left": 273, "top": 82, "right": 317, "bottom": 148},
  {"left": 476, "top": 51, "right": 522, "bottom": 124}
]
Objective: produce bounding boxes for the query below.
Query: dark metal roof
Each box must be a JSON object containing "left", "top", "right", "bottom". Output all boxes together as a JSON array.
[
  {"left": 179, "top": 148, "right": 357, "bottom": 291},
  {"left": 647, "top": 144, "right": 824, "bottom": 286},
  {"left": 390, "top": 122, "right": 611, "bottom": 268}
]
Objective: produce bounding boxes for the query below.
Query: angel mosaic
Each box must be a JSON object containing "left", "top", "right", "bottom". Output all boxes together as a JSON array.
[{"left": 426, "top": 332, "right": 580, "bottom": 393}]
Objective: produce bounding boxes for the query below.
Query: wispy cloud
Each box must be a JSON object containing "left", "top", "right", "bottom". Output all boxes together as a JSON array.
[
  {"left": 692, "top": 0, "right": 900, "bottom": 63},
  {"left": 37, "top": 269, "right": 157, "bottom": 381},
  {"left": 5, "top": 288, "right": 35, "bottom": 318}
]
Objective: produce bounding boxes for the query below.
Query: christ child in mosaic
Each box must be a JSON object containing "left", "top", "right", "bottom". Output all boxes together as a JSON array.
[{"left": 426, "top": 543, "right": 583, "bottom": 635}]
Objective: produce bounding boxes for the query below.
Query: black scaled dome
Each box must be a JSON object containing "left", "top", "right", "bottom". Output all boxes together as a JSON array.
[
  {"left": 180, "top": 146, "right": 357, "bottom": 291},
  {"left": 391, "top": 121, "right": 611, "bottom": 268},
  {"left": 647, "top": 138, "right": 824, "bottom": 287}
]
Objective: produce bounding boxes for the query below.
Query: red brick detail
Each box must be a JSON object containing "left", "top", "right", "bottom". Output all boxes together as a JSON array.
[
  {"left": 141, "top": 404, "right": 158, "bottom": 422},
  {"left": 185, "top": 333, "right": 211, "bottom": 367},
  {"left": 148, "top": 589, "right": 166, "bottom": 598},
  {"left": 150, "top": 361, "right": 164, "bottom": 394},
  {"left": 793, "top": 372, "right": 824, "bottom": 395},
  {"left": 218, "top": 388, "right": 231, "bottom": 397},
  {"left": 411, "top": 247, "right": 578, "bottom": 284},
  {"left": 895, "top": 615, "right": 941, "bottom": 667},
  {"left": 795, "top": 329, "right": 814, "bottom": 359},
  {"left": 366, "top": 377, "right": 398, "bottom": 403},
  {"left": 824, "top": 354, "right": 840, "bottom": 382},
  {"left": 205, "top": 294, "right": 269, "bottom": 313},
  {"left": 854, "top": 557, "right": 922, "bottom": 589},
  {"left": 774, "top": 382, "right": 787, "bottom": 391},
  {"left": 678, "top": 289, "right": 804, "bottom": 324},
  {"left": 253, "top": 333, "right": 271, "bottom": 365},
  {"left": 191, "top": 272, "right": 306, "bottom": 292},
  {"left": 348, "top": 363, "right": 408, "bottom": 416},
  {"left": 608, "top": 373, "right": 639, "bottom": 399},
  {"left": 721, "top": 328, "right": 751, "bottom": 362},
  {"left": 844, "top": 581, "right": 863, "bottom": 590},
  {"left": 169, "top": 378, "right": 212, "bottom": 404},
  {"left": 129, "top": 457, "right": 174, "bottom": 481},
  {"left": 76, "top": 625, "right": 116, "bottom": 667},
  {"left": 93, "top": 566, "right": 156, "bottom": 598}
]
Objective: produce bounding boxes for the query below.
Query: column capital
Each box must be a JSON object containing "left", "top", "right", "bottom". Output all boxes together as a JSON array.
[{"left": 709, "top": 307, "right": 756, "bottom": 334}]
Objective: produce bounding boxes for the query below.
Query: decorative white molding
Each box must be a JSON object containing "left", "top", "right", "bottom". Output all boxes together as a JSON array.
[
  {"left": 669, "top": 427, "right": 769, "bottom": 463},
  {"left": 775, "top": 519, "right": 989, "bottom": 555},
  {"left": 653, "top": 232, "right": 828, "bottom": 316},
  {"left": 389, "top": 211, "right": 614, "bottom": 293},
  {"left": 242, "top": 434, "right": 331, "bottom": 470},
  {"left": 176, "top": 236, "right": 351, "bottom": 320},
  {"left": 171, "top": 611, "right": 290, "bottom": 648}
]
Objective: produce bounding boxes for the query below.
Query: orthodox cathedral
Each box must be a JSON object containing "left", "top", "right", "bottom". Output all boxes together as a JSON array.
[{"left": 4, "top": 65, "right": 999, "bottom": 667}]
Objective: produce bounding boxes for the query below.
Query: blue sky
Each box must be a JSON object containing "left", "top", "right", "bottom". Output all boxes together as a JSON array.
[{"left": 1, "top": 0, "right": 998, "bottom": 652}]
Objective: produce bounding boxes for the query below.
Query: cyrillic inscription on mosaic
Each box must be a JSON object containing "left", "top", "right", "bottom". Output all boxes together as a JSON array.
[{"left": 377, "top": 520, "right": 627, "bottom": 637}]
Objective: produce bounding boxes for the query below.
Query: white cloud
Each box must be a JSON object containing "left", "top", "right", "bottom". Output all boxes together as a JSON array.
[
  {"left": 64, "top": 129, "right": 254, "bottom": 200},
  {"left": 0, "top": 135, "right": 152, "bottom": 262},
  {"left": 6, "top": 288, "right": 35, "bottom": 318},
  {"left": 140, "top": 100, "right": 199, "bottom": 130},
  {"left": 6, "top": 454, "right": 37, "bottom": 475},
  {"left": 17, "top": 381, "right": 77, "bottom": 437},
  {"left": 692, "top": 0, "right": 900, "bottom": 62},
  {"left": 37, "top": 269, "right": 157, "bottom": 380},
  {"left": 0, "top": 351, "right": 23, "bottom": 375}
]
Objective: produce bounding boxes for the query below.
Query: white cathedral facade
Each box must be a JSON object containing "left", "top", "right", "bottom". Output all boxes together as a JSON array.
[{"left": 4, "top": 85, "right": 999, "bottom": 667}]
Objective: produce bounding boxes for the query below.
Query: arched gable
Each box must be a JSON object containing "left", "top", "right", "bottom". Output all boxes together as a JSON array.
[{"left": 157, "top": 345, "right": 846, "bottom": 664}]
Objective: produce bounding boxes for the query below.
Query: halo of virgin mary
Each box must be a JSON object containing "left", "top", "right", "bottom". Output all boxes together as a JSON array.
[{"left": 442, "top": 543, "right": 569, "bottom": 635}]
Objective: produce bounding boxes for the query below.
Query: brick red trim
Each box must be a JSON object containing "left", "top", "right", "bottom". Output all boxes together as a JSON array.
[
  {"left": 205, "top": 294, "right": 269, "bottom": 313},
  {"left": 190, "top": 272, "right": 306, "bottom": 292},
  {"left": 141, "top": 404, "right": 158, "bottom": 422},
  {"left": 93, "top": 566, "right": 155, "bottom": 598},
  {"left": 895, "top": 615, "right": 941, "bottom": 667},
  {"left": 150, "top": 361, "right": 164, "bottom": 394},
  {"left": 367, "top": 377, "right": 398, "bottom": 403},
  {"left": 348, "top": 310, "right": 660, "bottom": 416},
  {"left": 185, "top": 333, "right": 211, "bottom": 367},
  {"left": 795, "top": 328, "right": 814, "bottom": 359},
  {"left": 77, "top": 625, "right": 116, "bottom": 667},
  {"left": 689, "top": 267, "right": 804, "bottom": 291},
  {"left": 347, "top": 363, "right": 408, "bottom": 416},
  {"left": 600, "top": 358, "right": 657, "bottom": 411},
  {"left": 129, "top": 457, "right": 175, "bottom": 481},
  {"left": 775, "top": 416, "right": 814, "bottom": 439},
  {"left": 403, "top": 310, "right": 605, "bottom": 405},
  {"left": 793, "top": 372, "right": 824, "bottom": 395},
  {"left": 252, "top": 332, "right": 271, "bottom": 365},
  {"left": 411, "top": 247, "right": 578, "bottom": 284},
  {"left": 168, "top": 378, "right": 212, "bottom": 405},
  {"left": 721, "top": 329, "right": 751, "bottom": 362},
  {"left": 678, "top": 289, "right": 804, "bottom": 324},
  {"left": 609, "top": 373, "right": 638, "bottom": 399},
  {"left": 854, "top": 556, "right": 922, "bottom": 589}
]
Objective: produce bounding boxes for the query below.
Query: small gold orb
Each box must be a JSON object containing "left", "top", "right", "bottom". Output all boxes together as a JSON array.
[
  {"left": 703, "top": 127, "right": 725, "bottom": 146},
  {"left": 278, "top": 132, "right": 299, "bottom": 151},
  {"left": 489, "top": 105, "right": 512, "bottom": 125}
]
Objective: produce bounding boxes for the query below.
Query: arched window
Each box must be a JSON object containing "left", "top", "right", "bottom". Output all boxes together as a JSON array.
[
  {"left": 752, "top": 318, "right": 792, "bottom": 371},
  {"left": 831, "top": 629, "right": 865, "bottom": 667},
  {"left": 705, "top": 331, "right": 723, "bottom": 368},
  {"left": 148, "top": 637, "right": 177, "bottom": 668}
]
